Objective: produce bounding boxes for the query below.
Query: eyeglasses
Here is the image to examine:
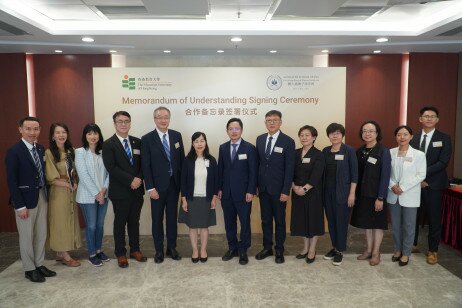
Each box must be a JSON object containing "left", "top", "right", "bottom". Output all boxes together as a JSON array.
[
  {"left": 115, "top": 120, "right": 131, "bottom": 125},
  {"left": 421, "top": 115, "right": 438, "bottom": 120},
  {"left": 362, "top": 130, "right": 377, "bottom": 134},
  {"left": 227, "top": 127, "right": 241, "bottom": 132},
  {"left": 154, "top": 116, "right": 170, "bottom": 120},
  {"left": 265, "top": 119, "right": 280, "bottom": 124}
]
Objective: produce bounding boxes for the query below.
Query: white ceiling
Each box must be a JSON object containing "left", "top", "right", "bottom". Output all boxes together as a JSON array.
[{"left": 0, "top": 0, "right": 461, "bottom": 55}]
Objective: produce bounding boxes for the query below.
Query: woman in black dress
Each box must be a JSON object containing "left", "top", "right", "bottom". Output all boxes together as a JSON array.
[
  {"left": 351, "top": 121, "right": 391, "bottom": 266},
  {"left": 291, "top": 125, "right": 325, "bottom": 264}
]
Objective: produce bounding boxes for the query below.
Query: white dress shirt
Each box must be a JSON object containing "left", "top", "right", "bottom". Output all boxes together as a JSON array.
[
  {"left": 265, "top": 130, "right": 280, "bottom": 154},
  {"left": 419, "top": 128, "right": 435, "bottom": 153}
]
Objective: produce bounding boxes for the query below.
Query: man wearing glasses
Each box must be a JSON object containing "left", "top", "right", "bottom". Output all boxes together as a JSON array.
[
  {"left": 141, "top": 107, "right": 185, "bottom": 263},
  {"left": 103, "top": 111, "right": 146, "bottom": 268},
  {"left": 411, "top": 106, "right": 452, "bottom": 265},
  {"left": 217, "top": 118, "right": 257, "bottom": 265},
  {"left": 255, "top": 110, "right": 295, "bottom": 264}
]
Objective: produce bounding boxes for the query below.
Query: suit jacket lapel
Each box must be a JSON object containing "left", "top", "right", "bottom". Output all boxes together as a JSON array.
[
  {"left": 154, "top": 129, "right": 169, "bottom": 161},
  {"left": 19, "top": 141, "right": 38, "bottom": 171},
  {"left": 112, "top": 134, "right": 131, "bottom": 164}
]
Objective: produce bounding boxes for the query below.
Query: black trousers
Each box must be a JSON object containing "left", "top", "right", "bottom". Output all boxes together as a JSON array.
[
  {"left": 259, "top": 191, "right": 287, "bottom": 252},
  {"left": 222, "top": 197, "right": 252, "bottom": 252},
  {"left": 150, "top": 177, "right": 180, "bottom": 252},
  {"left": 324, "top": 188, "right": 350, "bottom": 252},
  {"left": 414, "top": 187, "right": 443, "bottom": 252},
  {"left": 112, "top": 194, "right": 143, "bottom": 257}
]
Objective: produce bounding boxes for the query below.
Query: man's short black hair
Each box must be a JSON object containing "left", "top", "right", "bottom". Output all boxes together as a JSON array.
[
  {"left": 112, "top": 111, "right": 131, "bottom": 122},
  {"left": 226, "top": 118, "right": 243, "bottom": 129},
  {"left": 419, "top": 106, "right": 439, "bottom": 117},
  {"left": 265, "top": 110, "right": 282, "bottom": 119},
  {"left": 19, "top": 116, "right": 40, "bottom": 126}
]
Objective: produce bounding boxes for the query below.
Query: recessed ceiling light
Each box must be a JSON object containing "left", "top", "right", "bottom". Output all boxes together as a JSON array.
[
  {"left": 109, "top": 50, "right": 117, "bottom": 53},
  {"left": 54, "top": 50, "right": 63, "bottom": 53},
  {"left": 217, "top": 50, "right": 224, "bottom": 53},
  {"left": 270, "top": 50, "right": 277, "bottom": 53},
  {"left": 376, "top": 37, "right": 388, "bottom": 43},
  {"left": 163, "top": 50, "right": 171, "bottom": 53},
  {"left": 373, "top": 50, "right": 381, "bottom": 54},
  {"left": 230, "top": 37, "right": 242, "bottom": 42},
  {"left": 82, "top": 37, "right": 94, "bottom": 42},
  {"left": 321, "top": 49, "right": 329, "bottom": 53}
]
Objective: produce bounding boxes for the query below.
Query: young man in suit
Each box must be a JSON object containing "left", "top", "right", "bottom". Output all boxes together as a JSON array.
[
  {"left": 218, "top": 118, "right": 257, "bottom": 265},
  {"left": 411, "top": 106, "right": 452, "bottom": 265},
  {"left": 5, "top": 116, "right": 56, "bottom": 282},
  {"left": 141, "top": 107, "right": 185, "bottom": 263},
  {"left": 255, "top": 110, "right": 295, "bottom": 264},
  {"left": 102, "top": 111, "right": 146, "bottom": 268}
]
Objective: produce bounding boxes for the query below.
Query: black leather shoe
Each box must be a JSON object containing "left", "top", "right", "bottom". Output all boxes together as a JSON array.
[
  {"left": 25, "top": 270, "right": 45, "bottom": 283},
  {"left": 191, "top": 257, "right": 199, "bottom": 263},
  {"left": 200, "top": 256, "right": 208, "bottom": 263},
  {"left": 166, "top": 248, "right": 182, "bottom": 261},
  {"left": 222, "top": 249, "right": 238, "bottom": 261},
  {"left": 154, "top": 252, "right": 164, "bottom": 264},
  {"left": 306, "top": 255, "right": 316, "bottom": 264},
  {"left": 255, "top": 249, "right": 273, "bottom": 260},
  {"left": 295, "top": 252, "right": 308, "bottom": 259},
  {"left": 275, "top": 251, "right": 285, "bottom": 264},
  {"left": 36, "top": 266, "right": 56, "bottom": 277},
  {"left": 239, "top": 252, "right": 249, "bottom": 265},
  {"left": 391, "top": 255, "right": 401, "bottom": 262},
  {"left": 399, "top": 257, "right": 409, "bottom": 267}
]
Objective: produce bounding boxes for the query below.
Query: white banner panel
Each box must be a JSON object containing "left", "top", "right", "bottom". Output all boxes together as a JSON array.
[{"left": 93, "top": 67, "right": 346, "bottom": 235}]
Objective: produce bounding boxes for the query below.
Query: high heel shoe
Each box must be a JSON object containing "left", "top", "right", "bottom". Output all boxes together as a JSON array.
[
  {"left": 391, "top": 253, "right": 401, "bottom": 262},
  {"left": 191, "top": 256, "right": 199, "bottom": 263},
  {"left": 356, "top": 252, "right": 372, "bottom": 260},
  {"left": 399, "top": 256, "right": 409, "bottom": 267},
  {"left": 369, "top": 253, "right": 381, "bottom": 266},
  {"left": 200, "top": 252, "right": 208, "bottom": 263},
  {"left": 296, "top": 252, "right": 308, "bottom": 259},
  {"left": 305, "top": 252, "right": 316, "bottom": 264}
]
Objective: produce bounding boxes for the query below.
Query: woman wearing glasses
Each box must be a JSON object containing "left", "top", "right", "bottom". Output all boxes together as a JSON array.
[{"left": 351, "top": 121, "right": 391, "bottom": 266}]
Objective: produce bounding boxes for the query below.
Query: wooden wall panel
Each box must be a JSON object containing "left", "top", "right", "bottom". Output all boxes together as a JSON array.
[
  {"left": 407, "top": 53, "right": 458, "bottom": 179},
  {"left": 0, "top": 54, "right": 29, "bottom": 232},
  {"left": 329, "top": 54, "right": 403, "bottom": 149}
]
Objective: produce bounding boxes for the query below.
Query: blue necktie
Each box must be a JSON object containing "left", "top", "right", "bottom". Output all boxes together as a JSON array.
[
  {"left": 265, "top": 136, "right": 273, "bottom": 160},
  {"left": 231, "top": 143, "right": 237, "bottom": 161},
  {"left": 162, "top": 134, "right": 172, "bottom": 176},
  {"left": 123, "top": 139, "right": 133, "bottom": 165},
  {"left": 32, "top": 146, "right": 44, "bottom": 187}
]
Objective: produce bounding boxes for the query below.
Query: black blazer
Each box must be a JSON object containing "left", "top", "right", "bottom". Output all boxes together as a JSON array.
[
  {"left": 256, "top": 131, "right": 295, "bottom": 196},
  {"left": 5, "top": 141, "right": 46, "bottom": 209},
  {"left": 410, "top": 129, "right": 451, "bottom": 190},
  {"left": 141, "top": 129, "right": 185, "bottom": 192},
  {"left": 217, "top": 139, "right": 257, "bottom": 202},
  {"left": 102, "top": 134, "right": 144, "bottom": 200},
  {"left": 293, "top": 147, "right": 324, "bottom": 189},
  {"left": 181, "top": 156, "right": 218, "bottom": 201}
]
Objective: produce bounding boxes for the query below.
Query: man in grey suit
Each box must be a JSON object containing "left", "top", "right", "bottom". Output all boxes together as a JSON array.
[{"left": 5, "top": 116, "right": 56, "bottom": 282}]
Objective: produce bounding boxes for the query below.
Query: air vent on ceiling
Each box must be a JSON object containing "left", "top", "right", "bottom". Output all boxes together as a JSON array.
[
  {"left": 331, "top": 6, "right": 384, "bottom": 17},
  {"left": 438, "top": 25, "right": 462, "bottom": 37},
  {"left": 0, "top": 20, "right": 29, "bottom": 36},
  {"left": 96, "top": 6, "right": 149, "bottom": 15}
]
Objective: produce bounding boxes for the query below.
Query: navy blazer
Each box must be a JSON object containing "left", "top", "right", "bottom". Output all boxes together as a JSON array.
[
  {"left": 181, "top": 156, "right": 218, "bottom": 201},
  {"left": 217, "top": 139, "right": 257, "bottom": 202},
  {"left": 5, "top": 141, "right": 46, "bottom": 210},
  {"left": 322, "top": 143, "right": 358, "bottom": 204},
  {"left": 141, "top": 129, "right": 185, "bottom": 192},
  {"left": 410, "top": 129, "right": 451, "bottom": 190},
  {"left": 256, "top": 131, "right": 295, "bottom": 196}
]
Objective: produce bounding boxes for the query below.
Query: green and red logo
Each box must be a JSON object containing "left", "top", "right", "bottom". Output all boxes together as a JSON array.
[{"left": 122, "top": 75, "right": 136, "bottom": 90}]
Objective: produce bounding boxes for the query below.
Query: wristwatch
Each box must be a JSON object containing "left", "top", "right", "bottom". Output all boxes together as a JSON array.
[{"left": 377, "top": 197, "right": 384, "bottom": 201}]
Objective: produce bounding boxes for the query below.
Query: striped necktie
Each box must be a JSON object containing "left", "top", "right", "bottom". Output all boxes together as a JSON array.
[
  {"left": 162, "top": 134, "right": 172, "bottom": 175},
  {"left": 419, "top": 134, "right": 427, "bottom": 153},
  {"left": 32, "top": 146, "right": 45, "bottom": 187},
  {"left": 123, "top": 138, "right": 133, "bottom": 165},
  {"left": 265, "top": 136, "right": 273, "bottom": 160},
  {"left": 231, "top": 143, "right": 238, "bottom": 161}
]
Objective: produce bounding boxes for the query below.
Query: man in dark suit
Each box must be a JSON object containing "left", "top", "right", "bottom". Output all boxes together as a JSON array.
[
  {"left": 255, "top": 110, "right": 295, "bottom": 264},
  {"left": 218, "top": 118, "right": 257, "bottom": 265},
  {"left": 5, "top": 116, "right": 56, "bottom": 282},
  {"left": 102, "top": 111, "right": 147, "bottom": 268},
  {"left": 141, "top": 106, "right": 184, "bottom": 263},
  {"left": 411, "top": 106, "right": 452, "bottom": 265}
]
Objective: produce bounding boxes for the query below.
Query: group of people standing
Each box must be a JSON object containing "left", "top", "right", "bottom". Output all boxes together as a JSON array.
[{"left": 5, "top": 105, "right": 451, "bottom": 283}]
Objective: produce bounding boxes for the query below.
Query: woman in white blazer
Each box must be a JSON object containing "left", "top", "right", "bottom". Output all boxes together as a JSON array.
[
  {"left": 75, "top": 124, "right": 110, "bottom": 267},
  {"left": 388, "top": 125, "right": 426, "bottom": 266}
]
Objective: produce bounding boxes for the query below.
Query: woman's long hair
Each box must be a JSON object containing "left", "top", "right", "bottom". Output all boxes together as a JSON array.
[
  {"left": 49, "top": 123, "right": 74, "bottom": 163},
  {"left": 81, "top": 123, "right": 104, "bottom": 155},
  {"left": 185, "top": 132, "right": 213, "bottom": 161}
]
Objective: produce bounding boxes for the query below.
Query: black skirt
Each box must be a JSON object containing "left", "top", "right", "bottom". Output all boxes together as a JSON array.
[
  {"left": 290, "top": 190, "right": 325, "bottom": 237},
  {"left": 350, "top": 196, "right": 388, "bottom": 230},
  {"left": 178, "top": 197, "right": 216, "bottom": 228}
]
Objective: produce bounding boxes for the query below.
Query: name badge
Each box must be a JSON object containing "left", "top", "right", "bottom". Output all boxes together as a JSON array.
[
  {"left": 205, "top": 159, "right": 210, "bottom": 167},
  {"left": 302, "top": 158, "right": 311, "bottom": 164},
  {"left": 367, "top": 157, "right": 377, "bottom": 164},
  {"left": 335, "top": 154, "right": 344, "bottom": 161},
  {"left": 133, "top": 149, "right": 141, "bottom": 155},
  {"left": 432, "top": 141, "right": 443, "bottom": 147},
  {"left": 238, "top": 154, "right": 247, "bottom": 160},
  {"left": 274, "top": 146, "right": 283, "bottom": 153},
  {"left": 404, "top": 157, "right": 413, "bottom": 162},
  {"left": 175, "top": 142, "right": 180, "bottom": 149}
]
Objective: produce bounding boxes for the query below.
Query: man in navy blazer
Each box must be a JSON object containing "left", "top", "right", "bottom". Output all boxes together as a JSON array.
[
  {"left": 255, "top": 110, "right": 295, "bottom": 264},
  {"left": 218, "top": 118, "right": 257, "bottom": 265},
  {"left": 5, "top": 117, "right": 56, "bottom": 282},
  {"left": 141, "top": 106, "right": 185, "bottom": 263},
  {"left": 411, "top": 106, "right": 452, "bottom": 265}
]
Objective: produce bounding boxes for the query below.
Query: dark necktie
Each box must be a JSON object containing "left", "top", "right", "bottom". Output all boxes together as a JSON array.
[
  {"left": 162, "top": 134, "right": 172, "bottom": 175},
  {"left": 32, "top": 146, "right": 44, "bottom": 187},
  {"left": 231, "top": 144, "right": 237, "bottom": 161},
  {"left": 123, "top": 138, "right": 133, "bottom": 165},
  {"left": 419, "top": 134, "right": 427, "bottom": 153},
  {"left": 265, "top": 136, "right": 273, "bottom": 160}
]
